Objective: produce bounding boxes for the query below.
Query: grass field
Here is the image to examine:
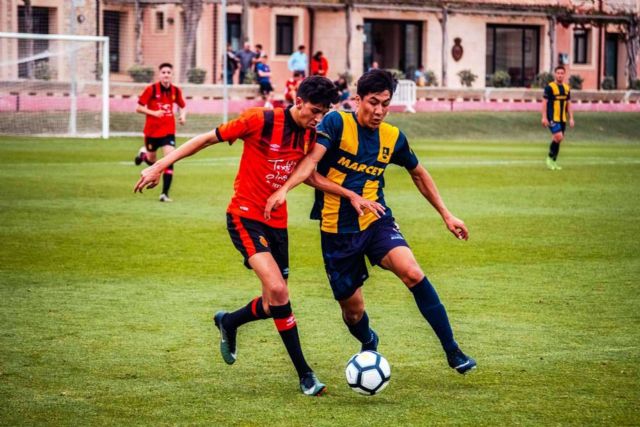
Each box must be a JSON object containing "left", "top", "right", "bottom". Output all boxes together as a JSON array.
[{"left": 1, "top": 112, "right": 639, "bottom": 426}]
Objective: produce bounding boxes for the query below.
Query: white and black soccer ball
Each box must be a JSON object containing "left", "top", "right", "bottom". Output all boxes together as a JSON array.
[{"left": 345, "top": 350, "right": 391, "bottom": 395}]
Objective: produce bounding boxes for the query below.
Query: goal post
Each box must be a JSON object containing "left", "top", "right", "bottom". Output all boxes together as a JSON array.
[{"left": 0, "top": 32, "right": 110, "bottom": 139}]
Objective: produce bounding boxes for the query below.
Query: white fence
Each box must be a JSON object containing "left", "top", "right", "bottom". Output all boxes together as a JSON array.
[{"left": 391, "top": 79, "right": 416, "bottom": 113}]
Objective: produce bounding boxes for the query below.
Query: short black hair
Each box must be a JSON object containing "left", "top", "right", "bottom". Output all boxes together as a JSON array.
[
  {"left": 293, "top": 70, "right": 304, "bottom": 78},
  {"left": 554, "top": 65, "right": 566, "bottom": 72},
  {"left": 297, "top": 76, "right": 340, "bottom": 108},
  {"left": 159, "top": 62, "right": 173, "bottom": 70},
  {"left": 255, "top": 44, "right": 263, "bottom": 50},
  {"left": 357, "top": 69, "right": 397, "bottom": 99}
]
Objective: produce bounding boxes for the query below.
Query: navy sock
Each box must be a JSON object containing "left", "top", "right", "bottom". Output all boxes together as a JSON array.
[
  {"left": 270, "top": 302, "right": 312, "bottom": 378},
  {"left": 223, "top": 296, "right": 270, "bottom": 330},
  {"left": 410, "top": 277, "right": 458, "bottom": 353},
  {"left": 345, "top": 311, "right": 375, "bottom": 346},
  {"left": 549, "top": 141, "right": 560, "bottom": 160}
]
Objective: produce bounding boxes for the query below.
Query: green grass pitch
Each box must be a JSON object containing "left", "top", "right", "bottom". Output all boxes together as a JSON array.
[{"left": 0, "top": 112, "right": 638, "bottom": 425}]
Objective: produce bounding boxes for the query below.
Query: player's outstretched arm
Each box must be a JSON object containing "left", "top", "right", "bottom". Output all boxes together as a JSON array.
[
  {"left": 305, "top": 171, "right": 385, "bottom": 218},
  {"left": 263, "top": 144, "right": 327, "bottom": 220},
  {"left": 134, "top": 129, "right": 220, "bottom": 193},
  {"left": 409, "top": 164, "right": 468, "bottom": 241}
]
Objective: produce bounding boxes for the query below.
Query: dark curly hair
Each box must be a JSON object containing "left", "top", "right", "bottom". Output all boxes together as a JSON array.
[{"left": 297, "top": 76, "right": 340, "bottom": 108}]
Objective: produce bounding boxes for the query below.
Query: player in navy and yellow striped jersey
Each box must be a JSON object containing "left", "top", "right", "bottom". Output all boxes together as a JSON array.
[
  {"left": 542, "top": 65, "right": 575, "bottom": 170},
  {"left": 265, "top": 69, "right": 476, "bottom": 375}
]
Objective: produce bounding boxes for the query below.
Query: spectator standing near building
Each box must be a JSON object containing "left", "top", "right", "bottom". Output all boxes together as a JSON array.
[
  {"left": 334, "top": 75, "right": 351, "bottom": 110},
  {"left": 414, "top": 65, "right": 426, "bottom": 87},
  {"left": 284, "top": 71, "right": 304, "bottom": 105},
  {"left": 253, "top": 44, "right": 264, "bottom": 73},
  {"left": 288, "top": 45, "right": 308, "bottom": 77},
  {"left": 256, "top": 53, "right": 274, "bottom": 108},
  {"left": 236, "top": 42, "right": 257, "bottom": 84},
  {"left": 310, "top": 51, "right": 328, "bottom": 77},
  {"left": 225, "top": 44, "right": 239, "bottom": 85}
]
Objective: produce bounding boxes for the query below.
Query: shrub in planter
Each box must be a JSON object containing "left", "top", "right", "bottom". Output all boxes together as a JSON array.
[
  {"left": 533, "top": 71, "right": 554, "bottom": 88},
  {"left": 601, "top": 76, "right": 616, "bottom": 90},
  {"left": 629, "top": 79, "right": 640, "bottom": 90},
  {"left": 457, "top": 69, "right": 478, "bottom": 87},
  {"left": 385, "top": 69, "right": 406, "bottom": 80},
  {"left": 569, "top": 74, "right": 584, "bottom": 90},
  {"left": 491, "top": 70, "right": 511, "bottom": 87},
  {"left": 187, "top": 68, "right": 206, "bottom": 84},
  {"left": 128, "top": 65, "right": 155, "bottom": 83},
  {"left": 424, "top": 70, "right": 438, "bottom": 87},
  {"left": 34, "top": 62, "right": 54, "bottom": 80}
]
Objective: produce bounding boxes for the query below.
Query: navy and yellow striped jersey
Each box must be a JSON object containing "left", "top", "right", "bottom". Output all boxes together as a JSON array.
[
  {"left": 310, "top": 111, "right": 419, "bottom": 234},
  {"left": 544, "top": 82, "right": 571, "bottom": 123}
]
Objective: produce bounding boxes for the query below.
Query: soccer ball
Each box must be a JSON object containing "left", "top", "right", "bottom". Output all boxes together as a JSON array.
[{"left": 345, "top": 350, "right": 391, "bottom": 395}]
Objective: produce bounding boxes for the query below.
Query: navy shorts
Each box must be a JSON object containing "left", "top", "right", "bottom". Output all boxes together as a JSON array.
[
  {"left": 548, "top": 122, "right": 566, "bottom": 135},
  {"left": 226, "top": 213, "right": 289, "bottom": 278},
  {"left": 145, "top": 134, "right": 176, "bottom": 152},
  {"left": 320, "top": 216, "right": 410, "bottom": 301}
]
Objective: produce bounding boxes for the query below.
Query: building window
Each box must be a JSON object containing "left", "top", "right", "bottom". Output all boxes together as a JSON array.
[
  {"left": 276, "top": 16, "right": 294, "bottom": 55},
  {"left": 363, "top": 19, "right": 422, "bottom": 77},
  {"left": 17, "top": 6, "right": 51, "bottom": 78},
  {"left": 103, "top": 11, "right": 121, "bottom": 73},
  {"left": 155, "top": 11, "right": 165, "bottom": 32},
  {"left": 486, "top": 24, "right": 540, "bottom": 87},
  {"left": 573, "top": 28, "right": 589, "bottom": 64},
  {"left": 227, "top": 13, "right": 241, "bottom": 51}
]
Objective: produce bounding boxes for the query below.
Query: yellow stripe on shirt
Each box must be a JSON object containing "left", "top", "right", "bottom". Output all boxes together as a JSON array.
[
  {"left": 358, "top": 180, "right": 380, "bottom": 231},
  {"left": 377, "top": 123, "right": 399, "bottom": 164},
  {"left": 321, "top": 167, "right": 347, "bottom": 233},
  {"left": 338, "top": 111, "right": 359, "bottom": 155}
]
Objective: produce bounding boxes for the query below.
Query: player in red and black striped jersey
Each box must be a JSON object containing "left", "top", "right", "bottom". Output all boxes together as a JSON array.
[
  {"left": 135, "top": 63, "right": 187, "bottom": 202},
  {"left": 134, "top": 76, "right": 381, "bottom": 395}
]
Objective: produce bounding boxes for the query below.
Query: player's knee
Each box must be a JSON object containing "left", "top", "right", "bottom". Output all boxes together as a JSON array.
[
  {"left": 401, "top": 266, "right": 425, "bottom": 287},
  {"left": 553, "top": 134, "right": 564, "bottom": 143},
  {"left": 267, "top": 282, "right": 289, "bottom": 305},
  {"left": 342, "top": 307, "right": 364, "bottom": 325}
]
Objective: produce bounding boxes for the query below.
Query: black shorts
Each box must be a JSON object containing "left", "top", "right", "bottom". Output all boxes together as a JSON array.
[
  {"left": 259, "top": 81, "right": 274, "bottom": 95},
  {"left": 145, "top": 135, "right": 176, "bottom": 152},
  {"left": 320, "top": 216, "right": 410, "bottom": 301},
  {"left": 226, "top": 213, "right": 289, "bottom": 278}
]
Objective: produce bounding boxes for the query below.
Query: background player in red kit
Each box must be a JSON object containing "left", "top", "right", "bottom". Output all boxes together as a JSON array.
[
  {"left": 134, "top": 63, "right": 187, "bottom": 202},
  {"left": 134, "top": 76, "right": 382, "bottom": 395}
]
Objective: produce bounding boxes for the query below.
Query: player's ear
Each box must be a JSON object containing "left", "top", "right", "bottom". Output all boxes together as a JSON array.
[{"left": 295, "top": 97, "right": 303, "bottom": 109}]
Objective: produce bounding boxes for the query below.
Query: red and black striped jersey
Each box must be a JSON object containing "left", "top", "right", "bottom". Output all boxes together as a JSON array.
[{"left": 215, "top": 107, "right": 316, "bottom": 228}]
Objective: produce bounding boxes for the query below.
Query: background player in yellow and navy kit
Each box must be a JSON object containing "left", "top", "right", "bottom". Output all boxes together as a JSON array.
[
  {"left": 542, "top": 65, "right": 575, "bottom": 170},
  {"left": 265, "top": 69, "right": 476, "bottom": 375}
]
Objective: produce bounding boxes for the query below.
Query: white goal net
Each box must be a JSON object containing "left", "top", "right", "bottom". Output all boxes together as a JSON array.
[{"left": 0, "top": 32, "right": 109, "bottom": 138}]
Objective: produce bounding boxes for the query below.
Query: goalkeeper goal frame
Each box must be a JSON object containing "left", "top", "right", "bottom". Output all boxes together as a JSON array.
[{"left": 0, "top": 32, "right": 110, "bottom": 139}]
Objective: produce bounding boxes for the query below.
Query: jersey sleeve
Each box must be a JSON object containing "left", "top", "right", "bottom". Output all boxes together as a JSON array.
[
  {"left": 390, "top": 131, "right": 419, "bottom": 170},
  {"left": 138, "top": 85, "right": 152, "bottom": 106},
  {"left": 175, "top": 87, "right": 186, "bottom": 108},
  {"left": 214, "top": 108, "right": 262, "bottom": 144},
  {"left": 316, "top": 111, "right": 343, "bottom": 150},
  {"left": 543, "top": 85, "right": 552, "bottom": 100}
]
